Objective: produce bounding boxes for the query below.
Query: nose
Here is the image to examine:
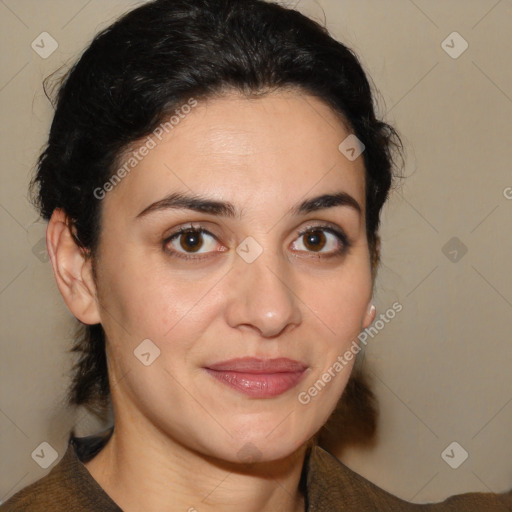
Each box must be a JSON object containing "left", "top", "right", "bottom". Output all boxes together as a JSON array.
[{"left": 224, "top": 252, "right": 302, "bottom": 338}]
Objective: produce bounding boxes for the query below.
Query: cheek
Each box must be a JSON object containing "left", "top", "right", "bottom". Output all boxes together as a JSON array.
[
  {"left": 310, "top": 260, "right": 372, "bottom": 342},
  {"left": 95, "top": 249, "right": 224, "bottom": 354}
]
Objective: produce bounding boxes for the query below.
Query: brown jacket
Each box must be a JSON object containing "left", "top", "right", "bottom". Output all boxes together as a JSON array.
[{"left": 2, "top": 430, "right": 511, "bottom": 511}]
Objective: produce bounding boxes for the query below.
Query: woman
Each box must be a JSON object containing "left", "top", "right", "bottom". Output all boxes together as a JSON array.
[{"left": 2, "top": 0, "right": 510, "bottom": 510}]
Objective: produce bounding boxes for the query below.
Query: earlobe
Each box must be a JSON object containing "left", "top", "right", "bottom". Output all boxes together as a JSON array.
[
  {"left": 46, "top": 209, "right": 101, "bottom": 325},
  {"left": 362, "top": 303, "right": 376, "bottom": 330}
]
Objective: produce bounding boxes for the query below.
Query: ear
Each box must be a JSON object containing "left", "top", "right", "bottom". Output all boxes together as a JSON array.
[
  {"left": 362, "top": 302, "right": 376, "bottom": 330},
  {"left": 46, "top": 209, "right": 101, "bottom": 325}
]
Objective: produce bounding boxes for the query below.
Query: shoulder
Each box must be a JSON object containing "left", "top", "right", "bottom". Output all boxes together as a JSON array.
[
  {"left": 1, "top": 429, "right": 120, "bottom": 512},
  {"left": 306, "top": 445, "right": 512, "bottom": 511},
  {"left": 1, "top": 444, "right": 83, "bottom": 512}
]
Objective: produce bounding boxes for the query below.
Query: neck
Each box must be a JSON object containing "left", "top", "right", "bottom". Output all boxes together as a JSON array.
[{"left": 84, "top": 415, "right": 308, "bottom": 512}]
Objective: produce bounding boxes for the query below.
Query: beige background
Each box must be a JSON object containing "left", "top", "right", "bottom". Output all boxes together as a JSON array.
[{"left": 1, "top": 0, "right": 511, "bottom": 505}]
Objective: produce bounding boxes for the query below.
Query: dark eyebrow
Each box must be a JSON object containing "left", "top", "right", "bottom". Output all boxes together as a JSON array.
[
  {"left": 291, "top": 192, "right": 361, "bottom": 216},
  {"left": 136, "top": 192, "right": 238, "bottom": 219},
  {"left": 135, "top": 191, "right": 361, "bottom": 219}
]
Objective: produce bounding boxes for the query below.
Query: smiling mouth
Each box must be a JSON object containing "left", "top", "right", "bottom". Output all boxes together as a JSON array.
[{"left": 204, "top": 357, "right": 308, "bottom": 398}]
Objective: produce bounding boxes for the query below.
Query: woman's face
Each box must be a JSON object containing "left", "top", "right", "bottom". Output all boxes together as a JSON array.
[{"left": 93, "top": 90, "right": 375, "bottom": 462}]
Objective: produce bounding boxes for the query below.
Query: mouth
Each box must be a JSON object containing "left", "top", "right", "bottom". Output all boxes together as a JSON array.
[{"left": 204, "top": 357, "right": 308, "bottom": 398}]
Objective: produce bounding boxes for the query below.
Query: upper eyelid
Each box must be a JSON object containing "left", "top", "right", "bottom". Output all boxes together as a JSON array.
[{"left": 165, "top": 221, "right": 347, "bottom": 238}]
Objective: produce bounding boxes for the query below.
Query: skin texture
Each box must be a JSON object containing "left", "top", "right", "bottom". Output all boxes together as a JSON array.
[{"left": 47, "top": 90, "right": 377, "bottom": 512}]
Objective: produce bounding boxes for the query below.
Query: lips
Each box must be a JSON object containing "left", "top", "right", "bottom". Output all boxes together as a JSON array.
[
  {"left": 206, "top": 357, "right": 307, "bottom": 373},
  {"left": 204, "top": 357, "right": 308, "bottom": 398}
]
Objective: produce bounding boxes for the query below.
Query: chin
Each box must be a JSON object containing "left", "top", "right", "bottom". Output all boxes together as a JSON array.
[
  {"left": 208, "top": 436, "right": 308, "bottom": 466},
  {"left": 209, "top": 418, "right": 315, "bottom": 465}
]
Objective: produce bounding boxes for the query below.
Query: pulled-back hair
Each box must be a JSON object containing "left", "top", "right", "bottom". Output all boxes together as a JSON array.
[{"left": 32, "top": 0, "right": 401, "bottom": 416}]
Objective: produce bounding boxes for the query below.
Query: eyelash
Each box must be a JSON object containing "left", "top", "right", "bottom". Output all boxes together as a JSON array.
[{"left": 163, "top": 223, "right": 352, "bottom": 261}]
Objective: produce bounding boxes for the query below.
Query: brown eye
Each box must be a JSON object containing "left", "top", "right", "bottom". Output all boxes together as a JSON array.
[
  {"left": 302, "top": 230, "right": 327, "bottom": 252},
  {"left": 178, "top": 229, "right": 204, "bottom": 253},
  {"left": 165, "top": 227, "right": 221, "bottom": 259},
  {"left": 290, "top": 226, "right": 349, "bottom": 257}
]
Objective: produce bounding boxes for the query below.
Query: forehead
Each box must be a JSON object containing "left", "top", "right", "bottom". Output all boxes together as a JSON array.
[{"left": 105, "top": 90, "right": 366, "bottom": 219}]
